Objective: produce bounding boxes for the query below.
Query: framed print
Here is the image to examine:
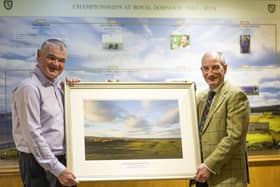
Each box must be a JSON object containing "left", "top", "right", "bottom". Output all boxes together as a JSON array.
[
  {"left": 170, "top": 34, "right": 190, "bottom": 49},
  {"left": 240, "top": 34, "right": 251, "bottom": 53},
  {"left": 65, "top": 82, "right": 201, "bottom": 181}
]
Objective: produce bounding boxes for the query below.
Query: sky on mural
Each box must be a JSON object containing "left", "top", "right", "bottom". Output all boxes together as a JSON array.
[
  {"left": 0, "top": 17, "right": 279, "bottom": 112},
  {"left": 83, "top": 100, "right": 180, "bottom": 138}
]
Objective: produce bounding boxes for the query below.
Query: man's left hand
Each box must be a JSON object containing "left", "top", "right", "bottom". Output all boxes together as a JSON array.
[
  {"left": 194, "top": 163, "right": 210, "bottom": 183},
  {"left": 60, "top": 77, "right": 80, "bottom": 89}
]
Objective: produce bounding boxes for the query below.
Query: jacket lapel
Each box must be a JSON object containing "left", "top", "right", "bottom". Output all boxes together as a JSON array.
[
  {"left": 198, "top": 92, "right": 208, "bottom": 119},
  {"left": 201, "top": 83, "right": 228, "bottom": 134}
]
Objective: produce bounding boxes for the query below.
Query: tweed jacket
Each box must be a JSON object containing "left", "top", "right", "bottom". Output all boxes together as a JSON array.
[{"left": 196, "top": 81, "right": 250, "bottom": 187}]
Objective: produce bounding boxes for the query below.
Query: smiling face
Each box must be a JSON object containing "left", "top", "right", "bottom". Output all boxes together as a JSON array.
[
  {"left": 201, "top": 51, "right": 227, "bottom": 89},
  {"left": 37, "top": 42, "right": 67, "bottom": 82}
]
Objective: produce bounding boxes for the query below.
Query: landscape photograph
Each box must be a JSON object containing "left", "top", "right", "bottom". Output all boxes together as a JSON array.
[
  {"left": 246, "top": 105, "right": 280, "bottom": 156},
  {"left": 83, "top": 100, "right": 183, "bottom": 160}
]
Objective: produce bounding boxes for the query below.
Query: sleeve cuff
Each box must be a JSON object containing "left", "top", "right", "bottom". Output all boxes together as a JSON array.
[
  {"left": 203, "top": 163, "right": 216, "bottom": 175},
  {"left": 51, "top": 160, "right": 66, "bottom": 177}
]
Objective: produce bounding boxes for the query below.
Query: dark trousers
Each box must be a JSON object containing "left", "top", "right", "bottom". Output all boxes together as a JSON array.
[
  {"left": 189, "top": 179, "right": 208, "bottom": 187},
  {"left": 19, "top": 152, "right": 75, "bottom": 187}
]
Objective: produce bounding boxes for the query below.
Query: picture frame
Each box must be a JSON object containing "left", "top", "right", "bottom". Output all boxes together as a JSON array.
[
  {"left": 65, "top": 82, "right": 201, "bottom": 181},
  {"left": 240, "top": 34, "right": 251, "bottom": 53}
]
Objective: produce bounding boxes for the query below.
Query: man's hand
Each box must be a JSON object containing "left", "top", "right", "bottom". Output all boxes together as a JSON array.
[
  {"left": 65, "top": 77, "right": 80, "bottom": 86},
  {"left": 194, "top": 163, "right": 210, "bottom": 183},
  {"left": 60, "top": 77, "right": 80, "bottom": 90},
  {"left": 58, "top": 168, "right": 79, "bottom": 187}
]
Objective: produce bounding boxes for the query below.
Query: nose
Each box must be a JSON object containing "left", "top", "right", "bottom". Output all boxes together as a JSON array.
[
  {"left": 207, "top": 69, "right": 215, "bottom": 75},
  {"left": 53, "top": 58, "right": 63, "bottom": 66},
  {"left": 53, "top": 59, "right": 58, "bottom": 64},
  {"left": 51, "top": 60, "right": 59, "bottom": 68}
]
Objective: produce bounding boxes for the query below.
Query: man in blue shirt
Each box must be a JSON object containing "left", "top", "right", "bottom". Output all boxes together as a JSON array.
[{"left": 12, "top": 39, "right": 79, "bottom": 187}]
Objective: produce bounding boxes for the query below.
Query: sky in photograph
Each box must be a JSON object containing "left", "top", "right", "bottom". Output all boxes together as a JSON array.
[
  {"left": 0, "top": 17, "right": 279, "bottom": 112},
  {"left": 83, "top": 100, "right": 180, "bottom": 139}
]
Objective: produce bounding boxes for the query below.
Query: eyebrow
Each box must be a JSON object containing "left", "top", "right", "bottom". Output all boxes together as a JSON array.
[{"left": 46, "top": 54, "right": 66, "bottom": 62}]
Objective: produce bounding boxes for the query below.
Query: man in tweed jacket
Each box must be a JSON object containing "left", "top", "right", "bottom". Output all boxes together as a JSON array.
[{"left": 194, "top": 51, "right": 250, "bottom": 187}]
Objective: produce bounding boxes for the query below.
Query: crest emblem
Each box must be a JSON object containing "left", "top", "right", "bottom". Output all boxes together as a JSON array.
[
  {"left": 4, "top": 0, "right": 13, "bottom": 10},
  {"left": 267, "top": 4, "right": 276, "bottom": 13}
]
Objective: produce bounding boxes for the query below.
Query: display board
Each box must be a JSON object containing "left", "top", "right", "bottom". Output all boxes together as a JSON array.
[{"left": 0, "top": 0, "right": 279, "bottom": 168}]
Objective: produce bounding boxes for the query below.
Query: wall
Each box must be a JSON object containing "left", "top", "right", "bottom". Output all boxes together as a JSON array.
[{"left": 0, "top": 0, "right": 279, "bottom": 186}]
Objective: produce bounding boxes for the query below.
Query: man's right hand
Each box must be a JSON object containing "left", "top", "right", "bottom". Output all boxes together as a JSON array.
[{"left": 58, "top": 168, "right": 79, "bottom": 187}]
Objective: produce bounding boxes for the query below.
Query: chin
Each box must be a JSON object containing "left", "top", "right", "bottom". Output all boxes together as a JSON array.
[
  {"left": 47, "top": 74, "right": 58, "bottom": 80},
  {"left": 209, "top": 83, "right": 218, "bottom": 89},
  {"left": 48, "top": 71, "right": 60, "bottom": 77}
]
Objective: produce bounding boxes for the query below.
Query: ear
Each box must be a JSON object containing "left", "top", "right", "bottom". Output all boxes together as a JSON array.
[
  {"left": 223, "top": 63, "right": 228, "bottom": 74},
  {"left": 37, "top": 49, "right": 40, "bottom": 61}
]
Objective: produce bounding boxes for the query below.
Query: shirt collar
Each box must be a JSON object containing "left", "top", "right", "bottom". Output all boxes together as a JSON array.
[
  {"left": 34, "top": 66, "right": 59, "bottom": 86},
  {"left": 210, "top": 82, "right": 224, "bottom": 94}
]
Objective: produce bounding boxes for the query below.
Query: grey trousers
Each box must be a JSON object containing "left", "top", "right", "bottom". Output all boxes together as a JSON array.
[{"left": 18, "top": 152, "right": 75, "bottom": 187}]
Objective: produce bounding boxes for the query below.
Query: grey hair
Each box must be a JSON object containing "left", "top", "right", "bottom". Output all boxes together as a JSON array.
[
  {"left": 201, "top": 51, "right": 226, "bottom": 65},
  {"left": 39, "top": 38, "right": 67, "bottom": 51},
  {"left": 217, "top": 51, "right": 226, "bottom": 65}
]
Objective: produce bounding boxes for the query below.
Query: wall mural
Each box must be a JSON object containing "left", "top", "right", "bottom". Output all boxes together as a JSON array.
[{"left": 0, "top": 17, "right": 279, "bottom": 167}]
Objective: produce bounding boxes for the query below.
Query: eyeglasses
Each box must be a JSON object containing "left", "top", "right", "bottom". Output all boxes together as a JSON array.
[{"left": 200, "top": 64, "right": 222, "bottom": 73}]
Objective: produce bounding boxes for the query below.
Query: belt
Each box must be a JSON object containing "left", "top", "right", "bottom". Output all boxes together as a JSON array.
[{"left": 19, "top": 152, "right": 65, "bottom": 160}]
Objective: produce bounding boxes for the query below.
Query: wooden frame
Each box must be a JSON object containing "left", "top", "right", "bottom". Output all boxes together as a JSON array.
[{"left": 65, "top": 82, "right": 201, "bottom": 181}]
